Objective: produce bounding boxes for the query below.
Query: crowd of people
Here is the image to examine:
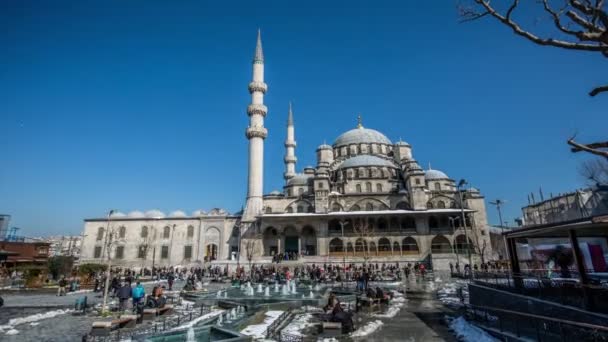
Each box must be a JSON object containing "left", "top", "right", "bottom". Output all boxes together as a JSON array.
[{"left": 449, "top": 261, "right": 506, "bottom": 277}]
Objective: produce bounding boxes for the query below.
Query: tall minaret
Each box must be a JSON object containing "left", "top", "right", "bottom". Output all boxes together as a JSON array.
[
  {"left": 284, "top": 102, "right": 297, "bottom": 180},
  {"left": 243, "top": 30, "right": 268, "bottom": 222}
]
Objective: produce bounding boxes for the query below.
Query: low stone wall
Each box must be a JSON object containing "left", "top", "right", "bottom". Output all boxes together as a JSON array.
[{"left": 469, "top": 283, "right": 608, "bottom": 326}]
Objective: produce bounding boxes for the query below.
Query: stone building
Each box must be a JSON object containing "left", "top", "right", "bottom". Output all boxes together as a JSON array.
[
  {"left": 521, "top": 187, "right": 608, "bottom": 226},
  {"left": 79, "top": 31, "right": 492, "bottom": 270}
]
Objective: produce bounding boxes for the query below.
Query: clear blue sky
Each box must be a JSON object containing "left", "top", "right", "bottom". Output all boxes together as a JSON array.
[{"left": 1, "top": 1, "right": 606, "bottom": 236}]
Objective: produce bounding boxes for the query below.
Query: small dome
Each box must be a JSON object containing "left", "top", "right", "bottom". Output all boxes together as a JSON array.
[
  {"left": 208, "top": 208, "right": 228, "bottom": 216},
  {"left": 145, "top": 209, "right": 165, "bottom": 218},
  {"left": 467, "top": 187, "right": 480, "bottom": 193},
  {"left": 395, "top": 140, "right": 410, "bottom": 146},
  {"left": 317, "top": 144, "right": 332, "bottom": 150},
  {"left": 128, "top": 211, "right": 145, "bottom": 218},
  {"left": 338, "top": 155, "right": 396, "bottom": 169},
  {"left": 269, "top": 190, "right": 282, "bottom": 196},
  {"left": 333, "top": 127, "right": 392, "bottom": 147},
  {"left": 169, "top": 210, "right": 187, "bottom": 218},
  {"left": 286, "top": 173, "right": 312, "bottom": 186},
  {"left": 192, "top": 209, "right": 207, "bottom": 217},
  {"left": 110, "top": 211, "right": 126, "bottom": 218},
  {"left": 425, "top": 169, "right": 449, "bottom": 180}
]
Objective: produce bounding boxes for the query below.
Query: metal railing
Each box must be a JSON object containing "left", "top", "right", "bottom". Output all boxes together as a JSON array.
[
  {"left": 469, "top": 271, "right": 608, "bottom": 314},
  {"left": 266, "top": 310, "right": 292, "bottom": 341},
  {"left": 465, "top": 304, "right": 608, "bottom": 341}
]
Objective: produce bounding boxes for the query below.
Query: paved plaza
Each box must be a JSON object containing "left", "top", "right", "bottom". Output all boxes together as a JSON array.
[{"left": 0, "top": 275, "right": 484, "bottom": 342}]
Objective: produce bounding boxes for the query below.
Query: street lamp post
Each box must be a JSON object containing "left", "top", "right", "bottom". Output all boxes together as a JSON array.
[
  {"left": 448, "top": 216, "right": 460, "bottom": 265},
  {"left": 101, "top": 209, "right": 115, "bottom": 314},
  {"left": 457, "top": 180, "right": 473, "bottom": 276}
]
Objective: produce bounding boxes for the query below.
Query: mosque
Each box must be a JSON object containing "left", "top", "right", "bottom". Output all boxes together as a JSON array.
[{"left": 79, "top": 32, "right": 492, "bottom": 270}]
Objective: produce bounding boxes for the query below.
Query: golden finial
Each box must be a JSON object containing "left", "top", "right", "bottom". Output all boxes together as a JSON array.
[{"left": 357, "top": 114, "right": 363, "bottom": 128}]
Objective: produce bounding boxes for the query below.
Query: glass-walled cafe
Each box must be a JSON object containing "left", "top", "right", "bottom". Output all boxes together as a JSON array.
[{"left": 504, "top": 215, "right": 608, "bottom": 283}]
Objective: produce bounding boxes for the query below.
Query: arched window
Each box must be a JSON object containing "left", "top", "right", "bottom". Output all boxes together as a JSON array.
[
  {"left": 331, "top": 203, "right": 342, "bottom": 212},
  {"left": 402, "top": 237, "right": 419, "bottom": 254},
  {"left": 287, "top": 188, "right": 292, "bottom": 197},
  {"left": 328, "top": 219, "right": 341, "bottom": 234},
  {"left": 141, "top": 226, "right": 148, "bottom": 238},
  {"left": 298, "top": 188, "right": 304, "bottom": 195},
  {"left": 428, "top": 216, "right": 439, "bottom": 229},
  {"left": 434, "top": 182, "right": 441, "bottom": 191},
  {"left": 286, "top": 207, "right": 294, "bottom": 213},
  {"left": 356, "top": 184, "right": 362, "bottom": 193},
  {"left": 437, "top": 200, "right": 446, "bottom": 209},
  {"left": 307, "top": 206, "right": 314, "bottom": 213},
  {"left": 297, "top": 205, "right": 304, "bottom": 213},
  {"left": 355, "top": 239, "right": 367, "bottom": 253},
  {"left": 415, "top": 178, "right": 421, "bottom": 185},
  {"left": 455, "top": 235, "right": 474, "bottom": 254},
  {"left": 318, "top": 182, "right": 324, "bottom": 189},
  {"left": 96, "top": 227, "right": 104, "bottom": 241},
  {"left": 187, "top": 225, "right": 194, "bottom": 238},
  {"left": 265, "top": 207, "right": 272, "bottom": 214},
  {"left": 350, "top": 204, "right": 361, "bottom": 211},
  {"left": 118, "top": 226, "right": 126, "bottom": 238},
  {"left": 431, "top": 235, "right": 452, "bottom": 253},
  {"left": 376, "top": 183, "right": 383, "bottom": 192},
  {"left": 393, "top": 241, "right": 400, "bottom": 253},
  {"left": 401, "top": 216, "right": 416, "bottom": 230},
  {"left": 378, "top": 238, "right": 391, "bottom": 253},
  {"left": 390, "top": 217, "right": 399, "bottom": 230},
  {"left": 162, "top": 226, "right": 170, "bottom": 239},
  {"left": 365, "top": 203, "right": 374, "bottom": 211},
  {"left": 329, "top": 238, "right": 344, "bottom": 253},
  {"left": 396, "top": 202, "right": 408, "bottom": 210},
  {"left": 427, "top": 202, "right": 434, "bottom": 209},
  {"left": 366, "top": 182, "right": 372, "bottom": 192}
]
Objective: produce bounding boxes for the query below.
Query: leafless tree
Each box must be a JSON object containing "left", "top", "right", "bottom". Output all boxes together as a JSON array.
[
  {"left": 352, "top": 218, "right": 375, "bottom": 264},
  {"left": 245, "top": 239, "right": 259, "bottom": 275},
  {"left": 568, "top": 137, "right": 608, "bottom": 159},
  {"left": 579, "top": 157, "right": 608, "bottom": 185},
  {"left": 460, "top": 0, "right": 608, "bottom": 97}
]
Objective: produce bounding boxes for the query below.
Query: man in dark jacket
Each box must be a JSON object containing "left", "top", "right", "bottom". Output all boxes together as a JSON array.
[{"left": 117, "top": 282, "right": 131, "bottom": 311}]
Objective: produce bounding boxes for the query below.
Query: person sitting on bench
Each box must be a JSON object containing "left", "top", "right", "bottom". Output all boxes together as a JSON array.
[
  {"left": 366, "top": 287, "right": 376, "bottom": 299},
  {"left": 375, "top": 287, "right": 385, "bottom": 300},
  {"left": 145, "top": 286, "right": 167, "bottom": 309}
]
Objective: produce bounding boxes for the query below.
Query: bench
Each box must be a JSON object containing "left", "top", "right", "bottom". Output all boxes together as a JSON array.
[
  {"left": 90, "top": 315, "right": 137, "bottom": 336},
  {"left": 142, "top": 304, "right": 174, "bottom": 320}
]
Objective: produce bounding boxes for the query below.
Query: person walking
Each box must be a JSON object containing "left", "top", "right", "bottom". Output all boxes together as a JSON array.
[
  {"left": 117, "top": 282, "right": 131, "bottom": 312},
  {"left": 167, "top": 273, "right": 175, "bottom": 291},
  {"left": 57, "top": 277, "right": 67, "bottom": 296}
]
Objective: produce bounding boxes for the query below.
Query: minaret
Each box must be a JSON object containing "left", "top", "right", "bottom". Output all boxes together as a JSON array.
[
  {"left": 284, "top": 102, "right": 297, "bottom": 180},
  {"left": 243, "top": 30, "right": 268, "bottom": 222}
]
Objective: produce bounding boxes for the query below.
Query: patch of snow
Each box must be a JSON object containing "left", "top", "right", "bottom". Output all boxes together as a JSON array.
[
  {"left": 240, "top": 310, "right": 284, "bottom": 339},
  {"left": 5, "top": 329, "right": 19, "bottom": 335},
  {"left": 281, "top": 313, "right": 314, "bottom": 337},
  {"left": 168, "top": 309, "right": 224, "bottom": 331},
  {"left": 448, "top": 316, "right": 498, "bottom": 342},
  {"left": 350, "top": 320, "right": 383, "bottom": 338},
  {"left": 372, "top": 300, "right": 404, "bottom": 318},
  {"left": 29, "top": 322, "right": 39, "bottom": 326},
  {"left": 0, "top": 308, "right": 73, "bottom": 333},
  {"left": 67, "top": 289, "right": 93, "bottom": 295}
]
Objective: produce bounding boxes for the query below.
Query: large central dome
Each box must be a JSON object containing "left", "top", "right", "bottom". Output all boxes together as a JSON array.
[{"left": 333, "top": 126, "right": 392, "bottom": 147}]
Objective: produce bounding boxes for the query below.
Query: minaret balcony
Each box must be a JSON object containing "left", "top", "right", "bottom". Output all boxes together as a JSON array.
[
  {"left": 248, "top": 81, "right": 268, "bottom": 94},
  {"left": 247, "top": 104, "right": 268, "bottom": 117},
  {"left": 284, "top": 155, "right": 297, "bottom": 163},
  {"left": 284, "top": 141, "right": 297, "bottom": 148},
  {"left": 246, "top": 126, "right": 268, "bottom": 139}
]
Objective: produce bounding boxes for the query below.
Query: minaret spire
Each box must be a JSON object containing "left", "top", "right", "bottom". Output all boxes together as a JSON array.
[
  {"left": 284, "top": 102, "right": 297, "bottom": 180},
  {"left": 357, "top": 114, "right": 363, "bottom": 128},
  {"left": 243, "top": 30, "right": 268, "bottom": 222}
]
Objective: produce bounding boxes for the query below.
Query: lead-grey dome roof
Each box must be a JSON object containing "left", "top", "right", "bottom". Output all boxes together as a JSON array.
[
  {"left": 333, "top": 127, "right": 392, "bottom": 147},
  {"left": 286, "top": 173, "right": 312, "bottom": 186},
  {"left": 425, "top": 169, "right": 449, "bottom": 180},
  {"left": 338, "top": 155, "right": 396, "bottom": 169}
]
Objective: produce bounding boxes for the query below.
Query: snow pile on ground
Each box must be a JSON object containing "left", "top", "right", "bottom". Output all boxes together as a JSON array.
[
  {"left": 350, "top": 320, "right": 383, "bottom": 338},
  {"left": 240, "top": 310, "right": 284, "bottom": 339},
  {"left": 373, "top": 301, "right": 404, "bottom": 318},
  {"left": 281, "top": 313, "right": 314, "bottom": 337},
  {"left": 438, "top": 283, "right": 467, "bottom": 308},
  {"left": 448, "top": 316, "right": 498, "bottom": 342},
  {"left": 0, "top": 308, "right": 73, "bottom": 335},
  {"left": 169, "top": 309, "right": 224, "bottom": 331},
  {"left": 67, "top": 289, "right": 94, "bottom": 295}
]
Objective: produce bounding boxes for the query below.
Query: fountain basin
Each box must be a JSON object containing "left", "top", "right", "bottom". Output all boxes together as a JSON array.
[{"left": 144, "top": 325, "right": 250, "bottom": 342}]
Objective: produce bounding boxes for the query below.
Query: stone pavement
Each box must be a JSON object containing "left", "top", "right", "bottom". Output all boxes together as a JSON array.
[{"left": 365, "top": 275, "right": 457, "bottom": 342}]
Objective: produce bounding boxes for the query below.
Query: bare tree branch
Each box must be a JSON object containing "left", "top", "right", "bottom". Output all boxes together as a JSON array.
[
  {"left": 589, "top": 84, "right": 608, "bottom": 96},
  {"left": 568, "top": 138, "right": 608, "bottom": 158}
]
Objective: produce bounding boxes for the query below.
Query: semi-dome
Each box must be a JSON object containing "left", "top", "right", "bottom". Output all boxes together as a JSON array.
[
  {"left": 209, "top": 208, "right": 228, "bottom": 216},
  {"left": 286, "top": 173, "right": 312, "bottom": 186},
  {"left": 333, "top": 127, "right": 392, "bottom": 147},
  {"left": 145, "top": 209, "right": 166, "bottom": 218},
  {"left": 317, "top": 144, "right": 332, "bottom": 150},
  {"left": 268, "top": 190, "right": 283, "bottom": 196},
  {"left": 128, "top": 211, "right": 145, "bottom": 218},
  {"left": 110, "top": 211, "right": 126, "bottom": 218},
  {"left": 169, "top": 210, "right": 187, "bottom": 217},
  {"left": 338, "top": 155, "right": 396, "bottom": 169},
  {"left": 425, "top": 169, "right": 449, "bottom": 180}
]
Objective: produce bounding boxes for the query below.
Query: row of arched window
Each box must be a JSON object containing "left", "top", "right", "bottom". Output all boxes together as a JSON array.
[
  {"left": 354, "top": 182, "right": 384, "bottom": 193},
  {"left": 328, "top": 235, "right": 474, "bottom": 255},
  {"left": 96, "top": 225, "right": 196, "bottom": 241},
  {"left": 334, "top": 143, "right": 392, "bottom": 158}
]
